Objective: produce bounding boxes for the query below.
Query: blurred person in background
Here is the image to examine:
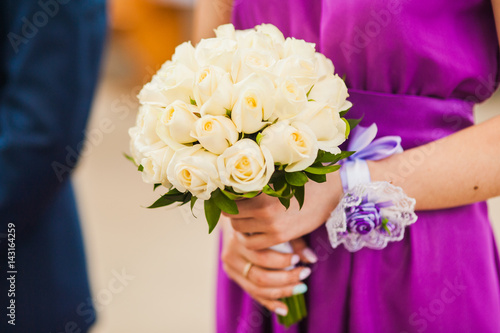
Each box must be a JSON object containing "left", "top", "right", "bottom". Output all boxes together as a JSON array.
[
  {"left": 195, "top": 0, "right": 500, "bottom": 332},
  {"left": 0, "top": 0, "right": 106, "bottom": 331}
]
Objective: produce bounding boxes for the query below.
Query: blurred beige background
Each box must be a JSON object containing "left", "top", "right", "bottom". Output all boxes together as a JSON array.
[{"left": 72, "top": 1, "right": 500, "bottom": 332}]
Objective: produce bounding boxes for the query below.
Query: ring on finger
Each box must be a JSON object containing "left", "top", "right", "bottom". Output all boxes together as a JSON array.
[{"left": 242, "top": 262, "right": 253, "bottom": 278}]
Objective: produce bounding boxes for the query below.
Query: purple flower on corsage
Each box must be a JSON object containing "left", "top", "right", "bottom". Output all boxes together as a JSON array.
[{"left": 345, "top": 196, "right": 392, "bottom": 235}]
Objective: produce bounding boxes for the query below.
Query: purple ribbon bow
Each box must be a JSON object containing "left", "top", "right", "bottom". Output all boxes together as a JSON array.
[{"left": 340, "top": 123, "right": 403, "bottom": 192}]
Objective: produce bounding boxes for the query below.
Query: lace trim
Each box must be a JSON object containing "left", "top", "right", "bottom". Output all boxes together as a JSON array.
[{"left": 326, "top": 181, "right": 417, "bottom": 252}]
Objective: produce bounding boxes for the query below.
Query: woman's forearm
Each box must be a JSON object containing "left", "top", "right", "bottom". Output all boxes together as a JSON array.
[
  {"left": 193, "top": 0, "right": 233, "bottom": 43},
  {"left": 368, "top": 115, "right": 500, "bottom": 210}
]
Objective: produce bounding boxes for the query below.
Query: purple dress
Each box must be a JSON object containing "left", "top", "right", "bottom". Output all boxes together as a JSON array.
[{"left": 217, "top": 1, "right": 500, "bottom": 332}]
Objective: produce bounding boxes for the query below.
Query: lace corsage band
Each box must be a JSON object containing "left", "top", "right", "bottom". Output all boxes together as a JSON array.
[{"left": 326, "top": 124, "right": 417, "bottom": 252}]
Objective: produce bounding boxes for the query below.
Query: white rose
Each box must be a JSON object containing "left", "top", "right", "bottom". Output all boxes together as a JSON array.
[
  {"left": 191, "top": 115, "right": 238, "bottom": 155},
  {"left": 129, "top": 104, "right": 166, "bottom": 163},
  {"left": 255, "top": 24, "right": 285, "bottom": 46},
  {"left": 138, "top": 63, "right": 194, "bottom": 106},
  {"left": 308, "top": 74, "right": 351, "bottom": 111},
  {"left": 217, "top": 139, "right": 274, "bottom": 193},
  {"left": 195, "top": 37, "right": 237, "bottom": 72},
  {"left": 284, "top": 37, "right": 316, "bottom": 59},
  {"left": 172, "top": 41, "right": 198, "bottom": 72},
  {"left": 167, "top": 145, "right": 222, "bottom": 200},
  {"left": 260, "top": 121, "right": 318, "bottom": 172},
  {"left": 272, "top": 77, "right": 308, "bottom": 120},
  {"left": 314, "top": 53, "right": 335, "bottom": 79},
  {"left": 231, "top": 47, "right": 278, "bottom": 83},
  {"left": 140, "top": 146, "right": 175, "bottom": 187},
  {"left": 296, "top": 102, "right": 346, "bottom": 154},
  {"left": 231, "top": 74, "right": 275, "bottom": 134},
  {"left": 214, "top": 24, "right": 236, "bottom": 40},
  {"left": 156, "top": 100, "right": 199, "bottom": 150},
  {"left": 274, "top": 55, "right": 318, "bottom": 91},
  {"left": 129, "top": 126, "right": 166, "bottom": 164},
  {"left": 193, "top": 66, "right": 234, "bottom": 116}
]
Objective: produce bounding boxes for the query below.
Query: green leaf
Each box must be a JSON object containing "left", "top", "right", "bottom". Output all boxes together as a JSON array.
[
  {"left": 153, "top": 183, "right": 162, "bottom": 191},
  {"left": 123, "top": 153, "right": 138, "bottom": 167},
  {"left": 339, "top": 105, "right": 352, "bottom": 117},
  {"left": 285, "top": 172, "right": 308, "bottom": 187},
  {"left": 190, "top": 196, "right": 198, "bottom": 217},
  {"left": 304, "top": 164, "right": 341, "bottom": 175},
  {"left": 343, "top": 118, "right": 350, "bottom": 139},
  {"left": 190, "top": 97, "right": 197, "bottom": 106},
  {"left": 381, "top": 218, "right": 391, "bottom": 235},
  {"left": 138, "top": 164, "right": 144, "bottom": 172},
  {"left": 293, "top": 185, "right": 305, "bottom": 209},
  {"left": 212, "top": 189, "right": 239, "bottom": 215},
  {"left": 347, "top": 116, "right": 363, "bottom": 131},
  {"left": 305, "top": 172, "right": 327, "bottom": 183},
  {"left": 316, "top": 150, "right": 355, "bottom": 164},
  {"left": 204, "top": 198, "right": 222, "bottom": 234},
  {"left": 279, "top": 197, "right": 291, "bottom": 210},
  {"left": 256, "top": 132, "right": 263, "bottom": 145},
  {"left": 221, "top": 189, "right": 260, "bottom": 200},
  {"left": 181, "top": 192, "right": 192, "bottom": 205},
  {"left": 147, "top": 195, "right": 177, "bottom": 209},
  {"left": 306, "top": 84, "right": 314, "bottom": 98},
  {"left": 262, "top": 184, "right": 282, "bottom": 197}
]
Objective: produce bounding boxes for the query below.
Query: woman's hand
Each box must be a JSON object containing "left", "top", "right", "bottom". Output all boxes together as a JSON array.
[
  {"left": 225, "top": 171, "right": 343, "bottom": 250},
  {"left": 220, "top": 218, "right": 315, "bottom": 316}
]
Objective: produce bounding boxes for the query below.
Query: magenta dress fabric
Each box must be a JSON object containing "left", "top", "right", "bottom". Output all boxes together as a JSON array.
[{"left": 217, "top": 1, "right": 500, "bottom": 332}]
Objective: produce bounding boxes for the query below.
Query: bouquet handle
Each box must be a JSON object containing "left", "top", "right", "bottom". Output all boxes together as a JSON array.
[{"left": 269, "top": 242, "right": 308, "bottom": 327}]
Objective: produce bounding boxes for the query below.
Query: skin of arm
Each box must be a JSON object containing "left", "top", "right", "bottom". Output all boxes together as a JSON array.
[{"left": 193, "top": 0, "right": 233, "bottom": 42}]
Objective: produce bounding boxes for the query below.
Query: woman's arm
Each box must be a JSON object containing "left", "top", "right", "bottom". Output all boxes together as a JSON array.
[
  {"left": 193, "top": 0, "right": 233, "bottom": 42},
  {"left": 369, "top": 115, "right": 500, "bottom": 210}
]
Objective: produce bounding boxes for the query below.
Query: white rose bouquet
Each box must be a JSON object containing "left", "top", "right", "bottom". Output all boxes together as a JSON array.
[{"left": 126, "top": 23, "right": 356, "bottom": 327}]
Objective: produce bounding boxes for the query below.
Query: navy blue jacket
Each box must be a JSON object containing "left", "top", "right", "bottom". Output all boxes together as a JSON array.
[{"left": 0, "top": 0, "right": 106, "bottom": 331}]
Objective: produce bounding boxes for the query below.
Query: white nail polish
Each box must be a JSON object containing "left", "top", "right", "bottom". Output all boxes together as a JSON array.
[
  {"left": 299, "top": 267, "right": 311, "bottom": 280},
  {"left": 291, "top": 254, "right": 300, "bottom": 266},
  {"left": 275, "top": 307, "right": 288, "bottom": 316},
  {"left": 303, "top": 248, "right": 318, "bottom": 263}
]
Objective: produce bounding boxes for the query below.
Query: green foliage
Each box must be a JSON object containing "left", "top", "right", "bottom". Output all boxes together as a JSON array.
[
  {"left": 212, "top": 189, "right": 239, "bottom": 215},
  {"left": 204, "top": 198, "right": 221, "bottom": 234},
  {"left": 285, "top": 172, "right": 308, "bottom": 187},
  {"left": 123, "top": 153, "right": 138, "bottom": 166}
]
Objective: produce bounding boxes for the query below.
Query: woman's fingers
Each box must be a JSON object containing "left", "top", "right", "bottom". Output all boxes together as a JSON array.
[
  {"left": 223, "top": 263, "right": 308, "bottom": 301},
  {"left": 236, "top": 231, "right": 283, "bottom": 250},
  {"left": 241, "top": 247, "right": 300, "bottom": 270},
  {"left": 290, "top": 237, "right": 318, "bottom": 264}
]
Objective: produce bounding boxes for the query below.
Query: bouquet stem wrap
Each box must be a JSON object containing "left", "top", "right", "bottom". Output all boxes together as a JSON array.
[{"left": 270, "top": 242, "right": 307, "bottom": 326}]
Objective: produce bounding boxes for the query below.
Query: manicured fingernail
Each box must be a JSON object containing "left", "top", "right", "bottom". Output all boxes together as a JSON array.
[
  {"left": 303, "top": 248, "right": 318, "bottom": 263},
  {"left": 275, "top": 307, "right": 288, "bottom": 316},
  {"left": 293, "top": 283, "right": 308, "bottom": 295},
  {"left": 299, "top": 267, "right": 311, "bottom": 280},
  {"left": 291, "top": 254, "right": 300, "bottom": 266}
]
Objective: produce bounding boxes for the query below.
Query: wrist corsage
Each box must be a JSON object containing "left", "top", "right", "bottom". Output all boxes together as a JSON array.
[{"left": 326, "top": 124, "right": 417, "bottom": 252}]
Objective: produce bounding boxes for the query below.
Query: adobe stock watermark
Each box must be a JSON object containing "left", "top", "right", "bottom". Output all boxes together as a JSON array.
[
  {"left": 7, "top": 0, "right": 72, "bottom": 54},
  {"left": 402, "top": 276, "right": 467, "bottom": 333},
  {"left": 341, "top": 0, "right": 409, "bottom": 64}
]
